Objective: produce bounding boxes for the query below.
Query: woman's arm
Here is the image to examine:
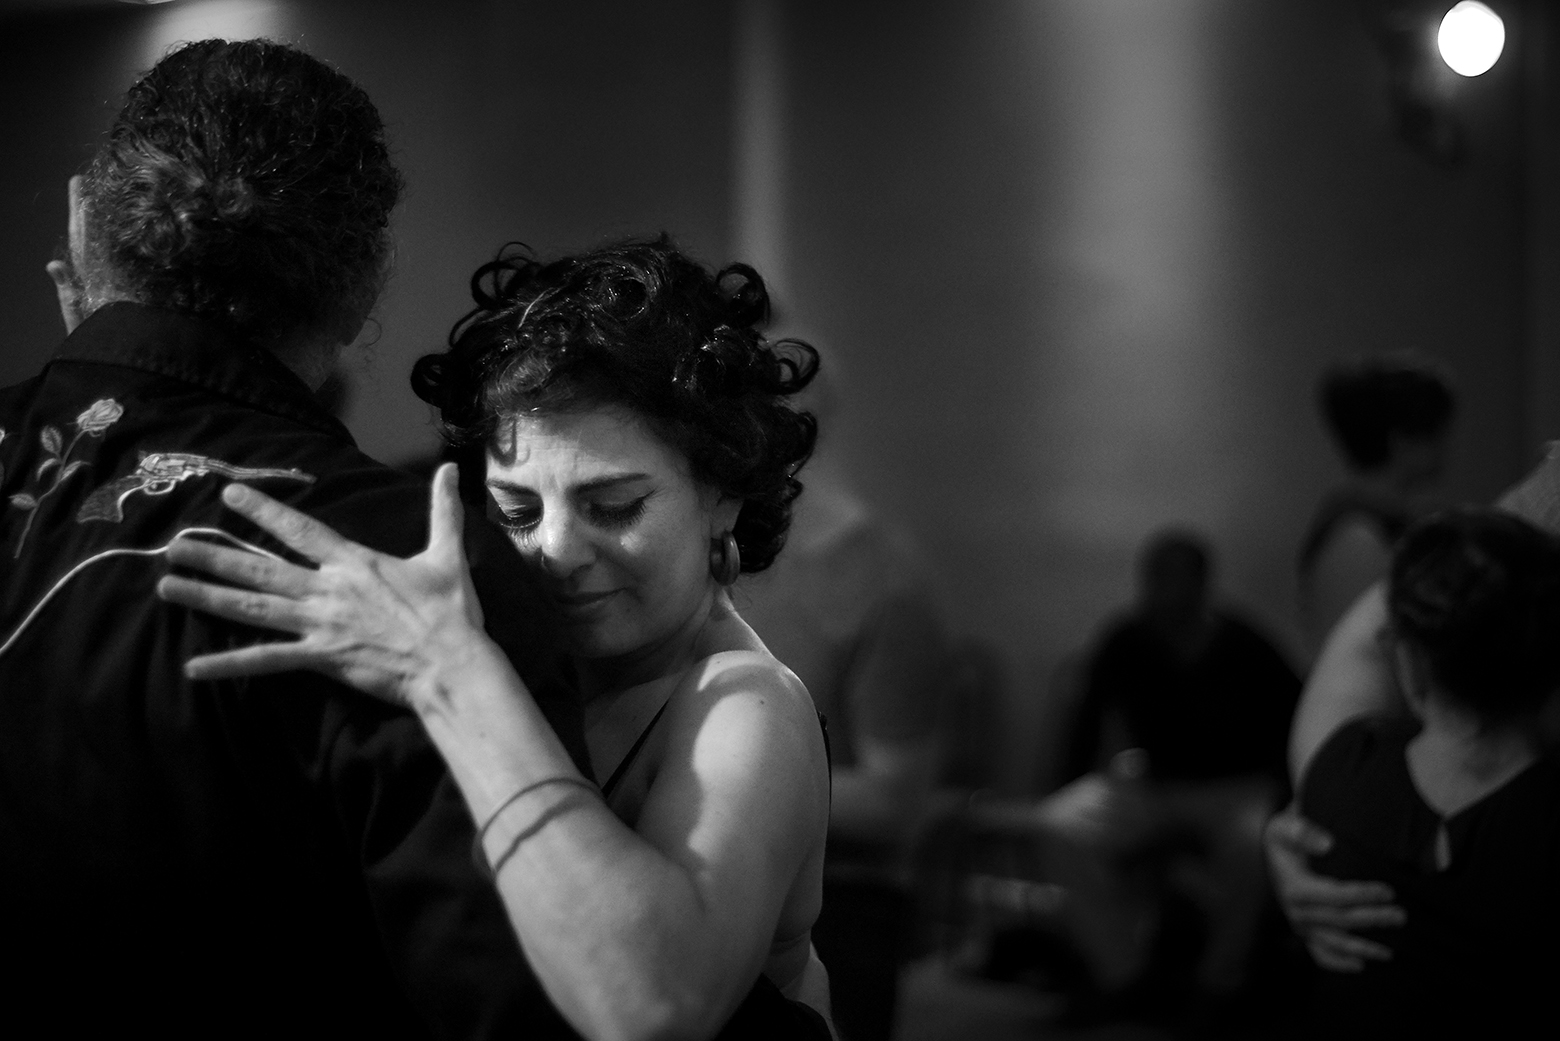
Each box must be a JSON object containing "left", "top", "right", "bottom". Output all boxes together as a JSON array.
[
  {"left": 1290, "top": 582, "right": 1402, "bottom": 781},
  {"left": 1302, "top": 518, "right": 1392, "bottom": 659},
  {"left": 157, "top": 468, "right": 829, "bottom": 1041},
  {"left": 482, "top": 652, "right": 829, "bottom": 1041},
  {"left": 1267, "top": 581, "right": 1408, "bottom": 973}
]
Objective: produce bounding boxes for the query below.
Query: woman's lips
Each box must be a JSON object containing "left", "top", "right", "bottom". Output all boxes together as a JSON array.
[{"left": 552, "top": 589, "right": 618, "bottom": 610}]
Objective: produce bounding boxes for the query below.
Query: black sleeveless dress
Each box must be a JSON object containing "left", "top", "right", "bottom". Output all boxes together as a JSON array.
[{"left": 1299, "top": 716, "right": 1560, "bottom": 1038}]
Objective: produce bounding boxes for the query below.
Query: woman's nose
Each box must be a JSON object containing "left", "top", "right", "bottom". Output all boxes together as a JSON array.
[{"left": 533, "top": 508, "right": 593, "bottom": 578}]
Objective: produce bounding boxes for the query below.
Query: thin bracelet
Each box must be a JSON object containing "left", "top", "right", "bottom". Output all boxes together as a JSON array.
[
  {"left": 483, "top": 795, "right": 591, "bottom": 881},
  {"left": 471, "top": 776, "right": 598, "bottom": 881}
]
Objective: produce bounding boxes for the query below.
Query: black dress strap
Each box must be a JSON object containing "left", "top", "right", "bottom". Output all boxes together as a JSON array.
[
  {"left": 818, "top": 711, "right": 832, "bottom": 802},
  {"left": 601, "top": 698, "right": 673, "bottom": 800},
  {"left": 715, "top": 972, "right": 833, "bottom": 1039}
]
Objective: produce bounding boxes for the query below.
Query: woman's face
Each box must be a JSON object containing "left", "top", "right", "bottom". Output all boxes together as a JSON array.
[{"left": 485, "top": 406, "right": 737, "bottom": 664}]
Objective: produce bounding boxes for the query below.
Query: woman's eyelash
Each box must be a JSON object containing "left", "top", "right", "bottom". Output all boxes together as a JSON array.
[
  {"left": 488, "top": 497, "right": 648, "bottom": 534},
  {"left": 587, "top": 497, "right": 648, "bottom": 528},
  {"left": 496, "top": 510, "right": 540, "bottom": 534}
]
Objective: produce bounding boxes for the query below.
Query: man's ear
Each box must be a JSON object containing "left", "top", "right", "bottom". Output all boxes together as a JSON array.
[
  {"left": 46, "top": 260, "right": 85, "bottom": 335},
  {"left": 68, "top": 174, "right": 87, "bottom": 266},
  {"left": 46, "top": 176, "right": 91, "bottom": 334}
]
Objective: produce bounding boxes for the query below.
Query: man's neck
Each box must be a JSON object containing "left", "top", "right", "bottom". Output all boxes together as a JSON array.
[
  {"left": 268, "top": 334, "right": 342, "bottom": 392},
  {"left": 83, "top": 294, "right": 341, "bottom": 393}
]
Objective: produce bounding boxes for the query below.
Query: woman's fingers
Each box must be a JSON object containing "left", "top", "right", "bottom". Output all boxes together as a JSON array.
[
  {"left": 221, "top": 483, "right": 351, "bottom": 562},
  {"left": 1281, "top": 868, "right": 1403, "bottom": 928},
  {"left": 1264, "top": 802, "right": 1405, "bottom": 973},
  {"left": 166, "top": 536, "right": 315, "bottom": 597},
  {"left": 426, "top": 462, "right": 485, "bottom": 627},
  {"left": 183, "top": 642, "right": 321, "bottom": 681},
  {"left": 162, "top": 474, "right": 480, "bottom": 702},
  {"left": 157, "top": 574, "right": 312, "bottom": 635},
  {"left": 1265, "top": 807, "right": 1399, "bottom": 910},
  {"left": 1290, "top": 897, "right": 1406, "bottom": 931},
  {"left": 1266, "top": 805, "right": 1332, "bottom": 856},
  {"left": 1307, "top": 927, "right": 1394, "bottom": 971},
  {"left": 1286, "top": 873, "right": 1397, "bottom": 909},
  {"left": 427, "top": 463, "right": 465, "bottom": 562}
]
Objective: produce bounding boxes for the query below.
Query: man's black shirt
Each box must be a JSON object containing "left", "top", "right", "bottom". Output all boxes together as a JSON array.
[
  {"left": 1068, "top": 612, "right": 1301, "bottom": 785},
  {"left": 0, "top": 303, "right": 585, "bottom": 1038}
]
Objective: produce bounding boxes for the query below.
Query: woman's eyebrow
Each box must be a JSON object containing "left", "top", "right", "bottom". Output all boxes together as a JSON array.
[
  {"left": 485, "top": 473, "right": 650, "bottom": 495},
  {"left": 575, "top": 474, "right": 651, "bottom": 493}
]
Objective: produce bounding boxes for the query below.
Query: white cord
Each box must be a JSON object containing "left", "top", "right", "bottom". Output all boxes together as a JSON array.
[{"left": 0, "top": 526, "right": 284, "bottom": 662}]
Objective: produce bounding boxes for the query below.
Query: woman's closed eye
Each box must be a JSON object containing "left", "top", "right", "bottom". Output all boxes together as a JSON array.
[
  {"left": 584, "top": 496, "right": 648, "bottom": 530},
  {"left": 489, "top": 498, "right": 541, "bottom": 535},
  {"left": 488, "top": 496, "right": 649, "bottom": 535}
]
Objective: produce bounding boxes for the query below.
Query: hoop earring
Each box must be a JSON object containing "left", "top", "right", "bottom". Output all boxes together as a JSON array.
[{"left": 709, "top": 532, "right": 741, "bottom": 586}]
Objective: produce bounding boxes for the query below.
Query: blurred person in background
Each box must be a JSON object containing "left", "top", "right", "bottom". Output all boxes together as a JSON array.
[
  {"left": 0, "top": 40, "right": 586, "bottom": 1037},
  {"left": 1297, "top": 509, "right": 1560, "bottom": 1038},
  {"left": 737, "top": 360, "right": 948, "bottom": 1041},
  {"left": 1270, "top": 446, "right": 1560, "bottom": 982},
  {"left": 1299, "top": 354, "right": 1456, "bottom": 656},
  {"left": 1035, "top": 530, "right": 1300, "bottom": 1021}
]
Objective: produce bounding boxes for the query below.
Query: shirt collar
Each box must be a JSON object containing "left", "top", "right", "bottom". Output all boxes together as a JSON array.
[{"left": 52, "top": 301, "right": 353, "bottom": 441}]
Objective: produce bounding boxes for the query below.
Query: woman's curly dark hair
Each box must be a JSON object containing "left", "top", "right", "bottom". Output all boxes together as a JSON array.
[
  {"left": 412, "top": 236, "right": 819, "bottom": 574},
  {"left": 80, "top": 39, "right": 403, "bottom": 345},
  {"left": 1389, "top": 508, "right": 1560, "bottom": 721}
]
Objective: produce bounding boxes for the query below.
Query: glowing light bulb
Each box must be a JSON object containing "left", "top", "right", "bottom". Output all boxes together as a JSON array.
[{"left": 1438, "top": 1, "right": 1505, "bottom": 77}]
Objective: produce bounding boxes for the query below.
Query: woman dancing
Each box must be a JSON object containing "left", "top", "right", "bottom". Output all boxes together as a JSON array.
[
  {"left": 1298, "top": 509, "right": 1560, "bottom": 1037},
  {"left": 157, "top": 238, "right": 835, "bottom": 1040}
]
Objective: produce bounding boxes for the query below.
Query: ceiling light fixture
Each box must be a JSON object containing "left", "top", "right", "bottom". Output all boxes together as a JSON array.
[{"left": 1437, "top": 1, "right": 1505, "bottom": 77}]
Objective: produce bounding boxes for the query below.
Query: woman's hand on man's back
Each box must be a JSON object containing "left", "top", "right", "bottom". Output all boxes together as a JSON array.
[
  {"left": 1264, "top": 804, "right": 1405, "bottom": 972},
  {"left": 157, "top": 463, "right": 490, "bottom": 712}
]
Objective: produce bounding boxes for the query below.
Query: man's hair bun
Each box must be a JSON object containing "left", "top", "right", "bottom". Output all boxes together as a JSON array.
[{"left": 82, "top": 39, "right": 403, "bottom": 345}]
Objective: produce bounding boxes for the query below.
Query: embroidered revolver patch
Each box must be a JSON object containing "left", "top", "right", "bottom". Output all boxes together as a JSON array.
[{"left": 77, "top": 451, "right": 316, "bottom": 523}]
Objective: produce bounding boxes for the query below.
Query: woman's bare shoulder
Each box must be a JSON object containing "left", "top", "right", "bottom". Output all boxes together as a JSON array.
[
  {"left": 683, "top": 606, "right": 813, "bottom": 712},
  {"left": 654, "top": 649, "right": 820, "bottom": 773},
  {"left": 681, "top": 649, "right": 815, "bottom": 725},
  {"left": 644, "top": 649, "right": 828, "bottom": 846}
]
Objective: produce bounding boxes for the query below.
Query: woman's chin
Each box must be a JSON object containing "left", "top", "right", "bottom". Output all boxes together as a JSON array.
[{"left": 560, "top": 623, "right": 639, "bottom": 662}]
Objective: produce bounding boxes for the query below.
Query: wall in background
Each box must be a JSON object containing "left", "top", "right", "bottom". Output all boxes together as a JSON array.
[
  {"left": 0, "top": 0, "right": 1541, "bottom": 790},
  {"left": 0, "top": 5, "right": 146, "bottom": 390},
  {"left": 1525, "top": 1, "right": 1560, "bottom": 450},
  {"left": 288, "top": 0, "right": 736, "bottom": 464},
  {"left": 767, "top": 0, "right": 1528, "bottom": 788}
]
